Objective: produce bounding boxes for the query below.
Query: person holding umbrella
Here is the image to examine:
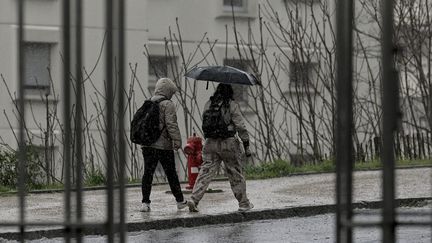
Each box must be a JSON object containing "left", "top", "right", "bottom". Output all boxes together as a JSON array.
[{"left": 187, "top": 83, "right": 254, "bottom": 212}]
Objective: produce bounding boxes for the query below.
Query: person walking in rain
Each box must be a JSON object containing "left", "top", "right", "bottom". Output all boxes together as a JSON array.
[
  {"left": 187, "top": 83, "right": 254, "bottom": 212},
  {"left": 140, "top": 78, "right": 188, "bottom": 212}
]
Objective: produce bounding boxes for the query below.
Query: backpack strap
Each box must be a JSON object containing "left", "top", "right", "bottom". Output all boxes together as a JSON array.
[
  {"left": 210, "top": 99, "right": 228, "bottom": 110},
  {"left": 217, "top": 100, "right": 231, "bottom": 122}
]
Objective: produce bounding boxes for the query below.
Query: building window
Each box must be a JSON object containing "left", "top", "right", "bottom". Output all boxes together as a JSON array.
[
  {"left": 148, "top": 55, "right": 176, "bottom": 93},
  {"left": 24, "top": 43, "right": 51, "bottom": 91},
  {"left": 223, "top": 59, "right": 251, "bottom": 104},
  {"left": 289, "top": 61, "right": 315, "bottom": 87},
  {"left": 223, "top": 0, "right": 247, "bottom": 12}
]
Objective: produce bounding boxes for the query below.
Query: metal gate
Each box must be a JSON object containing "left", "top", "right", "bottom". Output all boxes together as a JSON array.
[
  {"left": 335, "top": 0, "right": 431, "bottom": 242},
  {"left": 0, "top": 0, "right": 127, "bottom": 242},
  {"left": 1, "top": 0, "right": 431, "bottom": 242}
]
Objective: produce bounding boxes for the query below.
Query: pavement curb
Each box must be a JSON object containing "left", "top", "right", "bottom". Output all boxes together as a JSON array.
[{"left": 1, "top": 196, "right": 431, "bottom": 240}]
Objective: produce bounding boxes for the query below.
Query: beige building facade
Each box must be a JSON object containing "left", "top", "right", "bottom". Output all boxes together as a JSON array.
[{"left": 5, "top": 0, "right": 419, "bottom": 181}]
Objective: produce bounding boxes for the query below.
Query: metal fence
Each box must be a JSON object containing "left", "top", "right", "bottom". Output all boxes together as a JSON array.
[
  {"left": 335, "top": 0, "right": 431, "bottom": 242},
  {"left": 1, "top": 0, "right": 431, "bottom": 242},
  {"left": 0, "top": 0, "right": 127, "bottom": 242},
  {"left": 354, "top": 133, "right": 432, "bottom": 162}
]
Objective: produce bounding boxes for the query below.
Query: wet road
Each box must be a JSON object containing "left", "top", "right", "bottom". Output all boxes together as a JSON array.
[
  {"left": 1, "top": 167, "right": 431, "bottom": 233},
  {"left": 20, "top": 207, "right": 432, "bottom": 243},
  {"left": 1, "top": 168, "right": 431, "bottom": 241}
]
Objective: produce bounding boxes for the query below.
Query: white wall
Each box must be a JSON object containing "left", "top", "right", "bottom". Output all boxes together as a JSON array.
[{"left": 2, "top": 0, "right": 382, "bottom": 180}]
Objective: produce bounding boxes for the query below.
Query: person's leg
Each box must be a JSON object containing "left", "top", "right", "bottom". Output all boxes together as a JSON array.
[
  {"left": 221, "top": 138, "right": 251, "bottom": 208},
  {"left": 158, "top": 149, "right": 184, "bottom": 203},
  {"left": 141, "top": 147, "right": 159, "bottom": 204},
  {"left": 190, "top": 139, "right": 222, "bottom": 205}
]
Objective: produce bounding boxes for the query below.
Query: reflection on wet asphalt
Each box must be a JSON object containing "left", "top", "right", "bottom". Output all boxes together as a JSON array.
[{"left": 21, "top": 207, "right": 432, "bottom": 243}]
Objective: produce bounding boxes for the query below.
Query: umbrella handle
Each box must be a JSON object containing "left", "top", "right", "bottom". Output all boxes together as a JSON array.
[{"left": 206, "top": 81, "right": 209, "bottom": 90}]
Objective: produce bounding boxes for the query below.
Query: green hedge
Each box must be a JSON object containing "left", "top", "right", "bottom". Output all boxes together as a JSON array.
[
  {"left": 0, "top": 146, "right": 44, "bottom": 191},
  {"left": 245, "top": 159, "right": 432, "bottom": 180}
]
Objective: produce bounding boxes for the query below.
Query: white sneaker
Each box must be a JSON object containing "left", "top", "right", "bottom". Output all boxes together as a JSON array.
[
  {"left": 238, "top": 203, "right": 254, "bottom": 212},
  {"left": 140, "top": 203, "right": 151, "bottom": 212},
  {"left": 177, "top": 200, "right": 188, "bottom": 210},
  {"left": 187, "top": 201, "right": 199, "bottom": 212}
]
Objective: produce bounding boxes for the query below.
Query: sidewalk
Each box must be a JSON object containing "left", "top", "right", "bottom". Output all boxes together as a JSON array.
[{"left": 0, "top": 167, "right": 431, "bottom": 239}]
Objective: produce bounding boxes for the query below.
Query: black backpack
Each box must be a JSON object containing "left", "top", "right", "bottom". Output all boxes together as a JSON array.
[
  {"left": 202, "top": 100, "right": 235, "bottom": 139},
  {"left": 130, "top": 98, "right": 166, "bottom": 145}
]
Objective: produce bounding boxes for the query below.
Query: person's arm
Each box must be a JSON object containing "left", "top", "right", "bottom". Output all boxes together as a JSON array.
[
  {"left": 164, "top": 101, "right": 182, "bottom": 150},
  {"left": 230, "top": 101, "right": 251, "bottom": 156}
]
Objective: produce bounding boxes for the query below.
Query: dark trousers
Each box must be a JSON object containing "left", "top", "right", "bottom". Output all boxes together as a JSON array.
[{"left": 141, "top": 147, "right": 184, "bottom": 204}]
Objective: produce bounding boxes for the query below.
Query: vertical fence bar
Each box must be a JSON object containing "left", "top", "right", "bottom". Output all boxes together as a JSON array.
[
  {"left": 335, "top": 0, "right": 354, "bottom": 242},
  {"left": 381, "top": 0, "right": 397, "bottom": 241},
  {"left": 105, "top": 0, "right": 115, "bottom": 241},
  {"left": 74, "top": 0, "right": 84, "bottom": 242},
  {"left": 427, "top": 132, "right": 431, "bottom": 156},
  {"left": 62, "top": 0, "right": 72, "bottom": 241},
  {"left": 115, "top": 0, "right": 127, "bottom": 241},
  {"left": 17, "top": 0, "right": 26, "bottom": 241}
]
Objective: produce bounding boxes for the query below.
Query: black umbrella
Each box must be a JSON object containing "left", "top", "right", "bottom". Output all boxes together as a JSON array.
[{"left": 184, "top": 65, "right": 260, "bottom": 86}]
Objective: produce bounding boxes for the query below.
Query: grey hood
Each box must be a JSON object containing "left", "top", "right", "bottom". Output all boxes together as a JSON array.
[
  {"left": 153, "top": 78, "right": 178, "bottom": 99},
  {"left": 145, "top": 77, "right": 182, "bottom": 150}
]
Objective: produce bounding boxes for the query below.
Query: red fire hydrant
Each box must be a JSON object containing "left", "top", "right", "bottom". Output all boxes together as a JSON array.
[{"left": 183, "top": 133, "right": 203, "bottom": 190}]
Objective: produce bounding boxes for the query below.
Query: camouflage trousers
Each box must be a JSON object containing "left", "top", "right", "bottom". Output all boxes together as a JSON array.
[{"left": 190, "top": 137, "right": 251, "bottom": 208}]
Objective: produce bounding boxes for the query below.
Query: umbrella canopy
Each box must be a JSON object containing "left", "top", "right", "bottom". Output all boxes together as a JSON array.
[{"left": 184, "top": 65, "right": 260, "bottom": 86}]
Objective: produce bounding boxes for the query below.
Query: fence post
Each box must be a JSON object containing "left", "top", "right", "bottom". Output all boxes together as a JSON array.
[
  {"left": 381, "top": 0, "right": 398, "bottom": 240},
  {"left": 412, "top": 134, "right": 418, "bottom": 159},
  {"left": 17, "top": 0, "right": 27, "bottom": 240},
  {"left": 394, "top": 133, "right": 401, "bottom": 159},
  {"left": 405, "top": 134, "right": 411, "bottom": 159},
  {"left": 427, "top": 132, "right": 431, "bottom": 157},
  {"left": 335, "top": 0, "right": 355, "bottom": 241},
  {"left": 374, "top": 136, "right": 381, "bottom": 159}
]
